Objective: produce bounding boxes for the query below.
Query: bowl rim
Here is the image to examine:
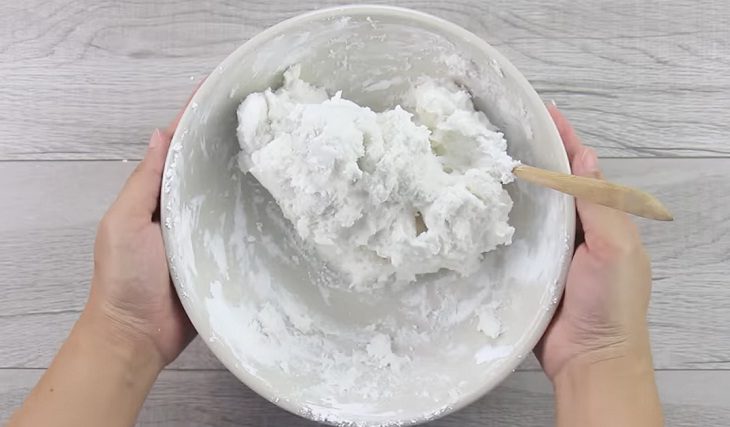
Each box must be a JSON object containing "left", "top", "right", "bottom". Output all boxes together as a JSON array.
[{"left": 162, "top": 4, "right": 575, "bottom": 426}]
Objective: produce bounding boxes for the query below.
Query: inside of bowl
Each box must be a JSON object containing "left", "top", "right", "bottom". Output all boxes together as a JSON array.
[{"left": 163, "top": 7, "right": 573, "bottom": 426}]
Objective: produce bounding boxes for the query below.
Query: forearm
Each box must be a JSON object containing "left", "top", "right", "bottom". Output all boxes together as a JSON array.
[
  {"left": 9, "top": 307, "right": 163, "bottom": 427},
  {"left": 553, "top": 343, "right": 663, "bottom": 427}
]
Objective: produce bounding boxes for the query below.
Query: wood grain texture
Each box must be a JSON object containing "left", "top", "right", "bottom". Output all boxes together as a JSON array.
[
  {"left": 2, "top": 369, "right": 729, "bottom": 426},
  {"left": 3, "top": 1, "right": 728, "bottom": 423},
  {"left": 0, "top": 0, "right": 728, "bottom": 160},
  {"left": 1, "top": 158, "right": 729, "bottom": 371}
]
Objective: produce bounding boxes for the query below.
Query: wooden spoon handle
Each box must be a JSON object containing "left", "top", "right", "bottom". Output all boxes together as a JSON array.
[{"left": 513, "top": 164, "right": 673, "bottom": 221}]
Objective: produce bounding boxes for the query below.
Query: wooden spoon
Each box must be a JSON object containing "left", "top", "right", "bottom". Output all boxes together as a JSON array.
[{"left": 513, "top": 164, "right": 673, "bottom": 221}]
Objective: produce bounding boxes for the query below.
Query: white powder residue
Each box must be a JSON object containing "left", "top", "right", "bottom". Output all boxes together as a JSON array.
[
  {"left": 203, "top": 229, "right": 230, "bottom": 280},
  {"left": 160, "top": 14, "right": 575, "bottom": 425},
  {"left": 236, "top": 65, "right": 517, "bottom": 289},
  {"left": 474, "top": 344, "right": 513, "bottom": 365},
  {"left": 214, "top": 66, "right": 519, "bottom": 418},
  {"left": 366, "top": 333, "right": 408, "bottom": 370},
  {"left": 476, "top": 303, "right": 502, "bottom": 339}
]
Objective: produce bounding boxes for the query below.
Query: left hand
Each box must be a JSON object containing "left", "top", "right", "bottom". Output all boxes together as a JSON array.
[
  {"left": 8, "top": 93, "right": 200, "bottom": 427},
  {"left": 86, "top": 106, "right": 196, "bottom": 368}
]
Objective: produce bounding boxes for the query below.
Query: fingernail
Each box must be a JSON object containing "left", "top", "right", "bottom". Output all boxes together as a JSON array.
[
  {"left": 149, "top": 129, "right": 162, "bottom": 149},
  {"left": 549, "top": 99, "right": 557, "bottom": 107},
  {"left": 582, "top": 147, "right": 599, "bottom": 172}
]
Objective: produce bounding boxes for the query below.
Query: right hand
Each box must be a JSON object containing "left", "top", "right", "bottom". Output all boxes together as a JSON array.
[{"left": 535, "top": 105, "right": 654, "bottom": 381}]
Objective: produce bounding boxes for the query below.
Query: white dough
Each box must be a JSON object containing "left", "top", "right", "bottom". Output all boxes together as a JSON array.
[{"left": 237, "top": 65, "right": 517, "bottom": 288}]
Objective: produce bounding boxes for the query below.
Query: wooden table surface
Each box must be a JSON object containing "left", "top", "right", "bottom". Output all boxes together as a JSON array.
[{"left": 1, "top": 1, "right": 729, "bottom": 425}]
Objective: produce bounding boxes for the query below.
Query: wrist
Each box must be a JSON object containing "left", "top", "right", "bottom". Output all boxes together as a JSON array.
[
  {"left": 553, "top": 346, "right": 655, "bottom": 391},
  {"left": 77, "top": 302, "right": 165, "bottom": 377},
  {"left": 553, "top": 342, "right": 663, "bottom": 427},
  {"left": 10, "top": 304, "right": 164, "bottom": 426},
  {"left": 550, "top": 317, "right": 654, "bottom": 381},
  {"left": 553, "top": 327, "right": 655, "bottom": 386}
]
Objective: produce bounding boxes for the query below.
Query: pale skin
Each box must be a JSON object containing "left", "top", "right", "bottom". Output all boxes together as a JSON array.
[
  {"left": 538, "top": 105, "right": 663, "bottom": 426},
  {"left": 9, "top": 99, "right": 663, "bottom": 426}
]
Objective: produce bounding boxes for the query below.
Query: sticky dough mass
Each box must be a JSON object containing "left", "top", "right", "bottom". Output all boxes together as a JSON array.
[{"left": 237, "top": 66, "right": 517, "bottom": 288}]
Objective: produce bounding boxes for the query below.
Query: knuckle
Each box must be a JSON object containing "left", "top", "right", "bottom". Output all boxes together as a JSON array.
[
  {"left": 135, "top": 156, "right": 150, "bottom": 171},
  {"left": 130, "top": 162, "right": 146, "bottom": 179},
  {"left": 591, "top": 233, "right": 644, "bottom": 263},
  {"left": 97, "top": 213, "right": 116, "bottom": 237},
  {"left": 97, "top": 212, "right": 125, "bottom": 245},
  {"left": 128, "top": 160, "right": 154, "bottom": 185},
  {"left": 96, "top": 213, "right": 116, "bottom": 245},
  {"left": 589, "top": 215, "right": 647, "bottom": 264},
  {"left": 137, "top": 157, "right": 162, "bottom": 178}
]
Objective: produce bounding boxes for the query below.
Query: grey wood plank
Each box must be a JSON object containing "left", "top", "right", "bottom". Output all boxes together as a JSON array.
[
  {"left": 1, "top": 0, "right": 728, "bottom": 160},
  {"left": 2, "top": 369, "right": 729, "bottom": 426},
  {"left": 1, "top": 159, "right": 728, "bottom": 371},
  {"left": 0, "top": 160, "right": 225, "bottom": 370}
]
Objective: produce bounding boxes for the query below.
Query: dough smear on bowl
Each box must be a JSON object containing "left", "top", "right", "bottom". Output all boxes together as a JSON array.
[{"left": 236, "top": 65, "right": 517, "bottom": 289}]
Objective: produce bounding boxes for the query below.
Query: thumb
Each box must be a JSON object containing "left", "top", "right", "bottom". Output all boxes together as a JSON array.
[
  {"left": 572, "top": 147, "right": 636, "bottom": 251},
  {"left": 115, "top": 129, "right": 172, "bottom": 217}
]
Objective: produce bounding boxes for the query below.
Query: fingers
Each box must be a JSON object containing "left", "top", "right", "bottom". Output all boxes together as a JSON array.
[
  {"left": 572, "top": 143, "right": 636, "bottom": 251},
  {"left": 115, "top": 129, "right": 173, "bottom": 217},
  {"left": 113, "top": 83, "right": 203, "bottom": 219},
  {"left": 548, "top": 104, "right": 637, "bottom": 252},
  {"left": 547, "top": 104, "right": 582, "bottom": 163}
]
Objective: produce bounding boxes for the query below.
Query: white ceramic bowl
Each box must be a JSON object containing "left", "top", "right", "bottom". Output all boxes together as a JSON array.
[{"left": 162, "top": 5, "right": 574, "bottom": 426}]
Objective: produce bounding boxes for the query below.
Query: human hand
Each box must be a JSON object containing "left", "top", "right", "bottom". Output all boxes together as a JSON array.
[
  {"left": 535, "top": 105, "right": 654, "bottom": 382},
  {"left": 9, "top": 98, "right": 203, "bottom": 427},
  {"left": 85, "top": 105, "right": 196, "bottom": 369}
]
